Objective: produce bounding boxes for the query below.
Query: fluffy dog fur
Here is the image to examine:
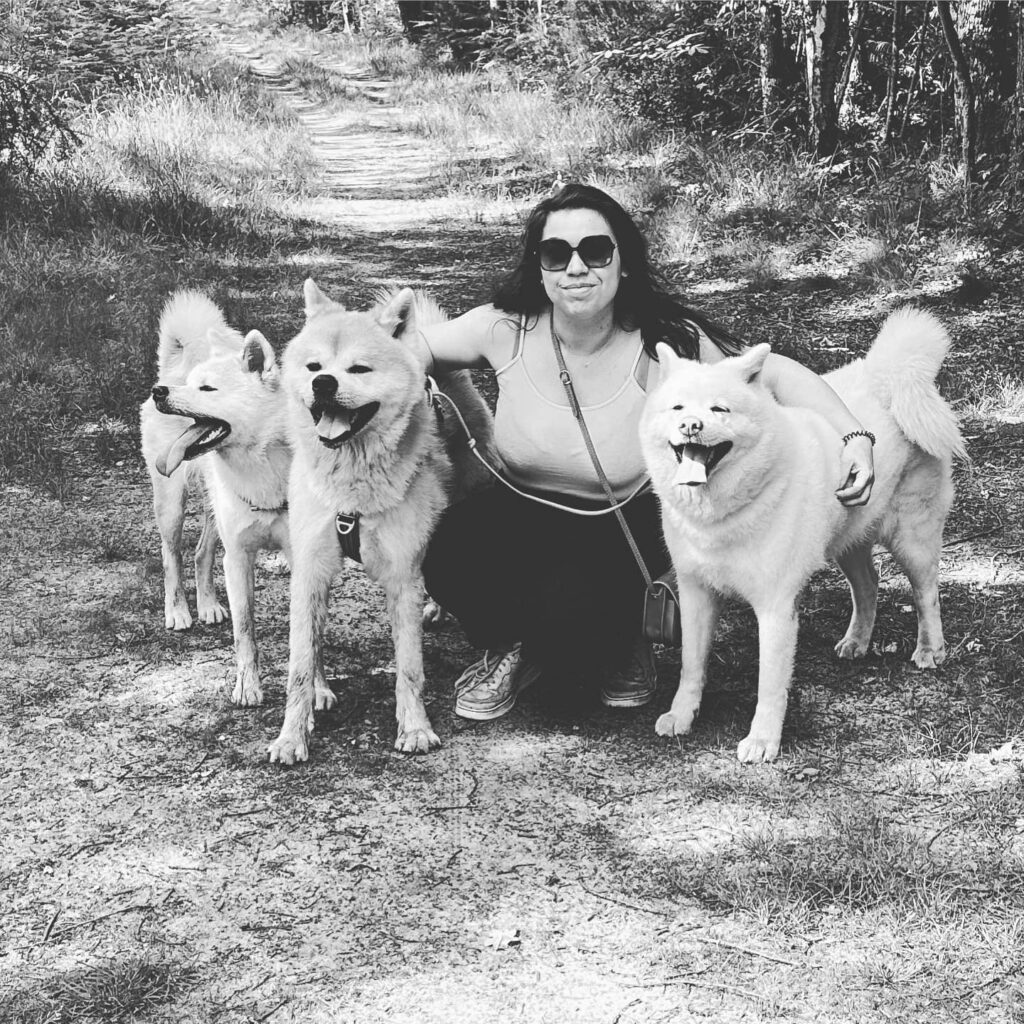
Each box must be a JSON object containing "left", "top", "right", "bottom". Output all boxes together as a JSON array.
[
  {"left": 640, "top": 307, "right": 966, "bottom": 763},
  {"left": 140, "top": 291, "right": 237, "bottom": 631},
  {"left": 267, "top": 279, "right": 494, "bottom": 764},
  {"left": 141, "top": 291, "right": 317, "bottom": 707}
]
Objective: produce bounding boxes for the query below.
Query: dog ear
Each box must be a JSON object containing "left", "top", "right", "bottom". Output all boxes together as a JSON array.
[
  {"left": 735, "top": 342, "right": 772, "bottom": 382},
  {"left": 303, "top": 279, "right": 340, "bottom": 319},
  {"left": 655, "top": 342, "right": 683, "bottom": 379},
  {"left": 242, "top": 331, "right": 275, "bottom": 375},
  {"left": 377, "top": 288, "right": 417, "bottom": 339}
]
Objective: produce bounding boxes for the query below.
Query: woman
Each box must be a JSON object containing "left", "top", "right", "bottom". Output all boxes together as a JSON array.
[{"left": 418, "top": 183, "right": 874, "bottom": 721}]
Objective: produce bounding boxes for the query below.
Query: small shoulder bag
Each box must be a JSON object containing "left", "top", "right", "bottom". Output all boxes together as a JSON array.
[{"left": 550, "top": 318, "right": 681, "bottom": 647}]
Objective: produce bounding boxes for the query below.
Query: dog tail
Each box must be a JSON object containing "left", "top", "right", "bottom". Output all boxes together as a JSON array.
[
  {"left": 158, "top": 290, "right": 237, "bottom": 377},
  {"left": 864, "top": 307, "right": 967, "bottom": 461}
]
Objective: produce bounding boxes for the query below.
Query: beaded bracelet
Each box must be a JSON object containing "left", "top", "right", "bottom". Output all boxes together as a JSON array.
[{"left": 841, "top": 429, "right": 876, "bottom": 446}]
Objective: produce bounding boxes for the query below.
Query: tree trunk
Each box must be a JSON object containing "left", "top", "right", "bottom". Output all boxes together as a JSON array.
[
  {"left": 759, "top": 0, "right": 786, "bottom": 129},
  {"left": 837, "top": 0, "right": 865, "bottom": 128},
  {"left": 1014, "top": 1, "right": 1024, "bottom": 191},
  {"left": 802, "top": 0, "right": 844, "bottom": 156},
  {"left": 883, "top": 2, "right": 901, "bottom": 146},
  {"left": 937, "top": 0, "right": 978, "bottom": 184}
]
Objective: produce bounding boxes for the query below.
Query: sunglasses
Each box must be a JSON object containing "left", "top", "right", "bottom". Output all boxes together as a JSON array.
[{"left": 537, "top": 234, "right": 617, "bottom": 271}]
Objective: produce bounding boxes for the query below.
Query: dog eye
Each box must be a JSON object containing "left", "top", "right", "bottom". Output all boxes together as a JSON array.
[
  {"left": 711, "top": 405, "right": 730, "bottom": 413},
  {"left": 347, "top": 365, "right": 372, "bottom": 374},
  {"left": 672, "top": 404, "right": 684, "bottom": 411},
  {"left": 199, "top": 385, "right": 217, "bottom": 392},
  {"left": 306, "top": 362, "right": 321, "bottom": 372}
]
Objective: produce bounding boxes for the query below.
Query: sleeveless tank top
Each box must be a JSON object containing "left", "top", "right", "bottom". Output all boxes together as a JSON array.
[{"left": 493, "top": 315, "right": 653, "bottom": 501}]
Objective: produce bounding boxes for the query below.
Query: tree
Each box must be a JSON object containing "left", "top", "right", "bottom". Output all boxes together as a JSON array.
[
  {"left": 801, "top": 0, "right": 844, "bottom": 156},
  {"left": 758, "top": 0, "right": 788, "bottom": 129},
  {"left": 937, "top": 0, "right": 978, "bottom": 184}
]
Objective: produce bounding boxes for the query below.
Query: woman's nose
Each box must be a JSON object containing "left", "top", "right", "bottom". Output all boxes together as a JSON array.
[{"left": 565, "top": 250, "right": 588, "bottom": 274}]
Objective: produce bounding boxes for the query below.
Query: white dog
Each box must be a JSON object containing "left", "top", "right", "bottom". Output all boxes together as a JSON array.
[
  {"left": 640, "top": 308, "right": 966, "bottom": 763},
  {"left": 142, "top": 291, "right": 304, "bottom": 707},
  {"left": 268, "top": 280, "right": 494, "bottom": 764}
]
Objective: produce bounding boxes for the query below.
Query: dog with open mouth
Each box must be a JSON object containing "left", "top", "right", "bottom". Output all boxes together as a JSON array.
[
  {"left": 140, "top": 291, "right": 239, "bottom": 632},
  {"left": 141, "top": 290, "right": 327, "bottom": 708},
  {"left": 640, "top": 308, "right": 966, "bottom": 763},
  {"left": 268, "top": 279, "right": 495, "bottom": 764}
]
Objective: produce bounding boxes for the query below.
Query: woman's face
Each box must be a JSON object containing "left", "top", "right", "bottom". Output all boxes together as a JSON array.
[{"left": 539, "top": 207, "right": 623, "bottom": 323}]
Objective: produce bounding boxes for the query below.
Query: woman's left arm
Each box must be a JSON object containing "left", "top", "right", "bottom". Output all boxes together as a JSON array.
[{"left": 761, "top": 353, "right": 875, "bottom": 507}]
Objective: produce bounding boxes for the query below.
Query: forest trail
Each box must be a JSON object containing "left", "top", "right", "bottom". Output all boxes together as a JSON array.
[{"left": 224, "top": 37, "right": 459, "bottom": 227}]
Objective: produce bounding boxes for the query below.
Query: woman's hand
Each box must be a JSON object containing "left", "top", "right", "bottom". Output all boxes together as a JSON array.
[{"left": 836, "top": 434, "right": 875, "bottom": 506}]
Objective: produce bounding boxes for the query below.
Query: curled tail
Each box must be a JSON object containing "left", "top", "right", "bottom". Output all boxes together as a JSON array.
[
  {"left": 157, "top": 290, "right": 240, "bottom": 378},
  {"left": 863, "top": 307, "right": 967, "bottom": 461}
]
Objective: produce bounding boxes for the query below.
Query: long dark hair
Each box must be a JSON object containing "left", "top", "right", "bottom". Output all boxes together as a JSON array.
[{"left": 491, "top": 183, "right": 744, "bottom": 359}]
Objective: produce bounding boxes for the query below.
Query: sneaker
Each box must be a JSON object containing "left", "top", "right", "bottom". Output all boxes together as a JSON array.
[
  {"left": 601, "top": 637, "right": 656, "bottom": 708},
  {"left": 454, "top": 643, "right": 540, "bottom": 721}
]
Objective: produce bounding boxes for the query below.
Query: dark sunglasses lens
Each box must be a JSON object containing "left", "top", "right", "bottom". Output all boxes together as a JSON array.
[
  {"left": 578, "top": 235, "right": 615, "bottom": 267},
  {"left": 538, "top": 239, "right": 572, "bottom": 270}
]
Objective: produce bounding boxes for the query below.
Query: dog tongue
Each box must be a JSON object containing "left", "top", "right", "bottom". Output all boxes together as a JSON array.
[
  {"left": 317, "top": 408, "right": 353, "bottom": 443},
  {"left": 674, "top": 444, "right": 710, "bottom": 486},
  {"left": 156, "top": 423, "right": 210, "bottom": 477}
]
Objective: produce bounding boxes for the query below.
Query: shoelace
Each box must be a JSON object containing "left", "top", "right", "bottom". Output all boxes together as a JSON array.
[{"left": 458, "top": 648, "right": 516, "bottom": 693}]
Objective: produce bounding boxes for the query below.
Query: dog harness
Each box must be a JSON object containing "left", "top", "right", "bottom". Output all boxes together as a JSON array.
[{"left": 334, "top": 379, "right": 445, "bottom": 564}]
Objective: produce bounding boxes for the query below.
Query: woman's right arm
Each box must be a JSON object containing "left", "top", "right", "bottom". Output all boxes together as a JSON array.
[{"left": 415, "top": 304, "right": 514, "bottom": 373}]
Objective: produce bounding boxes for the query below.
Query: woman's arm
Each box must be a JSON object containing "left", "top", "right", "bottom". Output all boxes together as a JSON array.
[
  {"left": 761, "top": 353, "right": 875, "bottom": 507},
  {"left": 415, "top": 304, "right": 513, "bottom": 374}
]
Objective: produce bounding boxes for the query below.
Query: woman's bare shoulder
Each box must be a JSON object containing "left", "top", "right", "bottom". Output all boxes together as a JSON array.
[{"left": 421, "top": 303, "right": 520, "bottom": 370}]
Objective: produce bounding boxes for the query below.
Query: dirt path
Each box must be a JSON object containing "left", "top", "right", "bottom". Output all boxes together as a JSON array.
[{"left": 2, "top": 14, "right": 1023, "bottom": 1024}]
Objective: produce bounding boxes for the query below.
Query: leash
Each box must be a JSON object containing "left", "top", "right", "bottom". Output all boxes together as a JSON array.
[{"left": 425, "top": 377, "right": 650, "bottom": 517}]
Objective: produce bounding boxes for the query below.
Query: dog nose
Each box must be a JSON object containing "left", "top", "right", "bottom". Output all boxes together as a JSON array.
[
  {"left": 152, "top": 385, "right": 168, "bottom": 401},
  {"left": 312, "top": 374, "right": 338, "bottom": 397},
  {"left": 678, "top": 415, "right": 704, "bottom": 437}
]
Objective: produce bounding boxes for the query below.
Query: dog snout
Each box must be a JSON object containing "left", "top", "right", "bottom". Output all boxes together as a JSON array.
[
  {"left": 152, "top": 385, "right": 169, "bottom": 402},
  {"left": 678, "top": 415, "right": 704, "bottom": 438},
  {"left": 311, "top": 374, "right": 338, "bottom": 398}
]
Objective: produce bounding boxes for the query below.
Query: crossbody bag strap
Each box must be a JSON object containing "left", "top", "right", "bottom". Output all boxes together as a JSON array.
[{"left": 549, "top": 309, "right": 654, "bottom": 590}]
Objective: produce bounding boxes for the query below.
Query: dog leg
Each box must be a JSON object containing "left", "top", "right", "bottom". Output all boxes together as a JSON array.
[
  {"left": 269, "top": 525, "right": 339, "bottom": 765},
  {"left": 195, "top": 500, "right": 228, "bottom": 625},
  {"left": 384, "top": 576, "right": 441, "bottom": 754},
  {"left": 887, "top": 461, "right": 952, "bottom": 668},
  {"left": 834, "top": 541, "right": 878, "bottom": 659},
  {"left": 223, "top": 543, "right": 262, "bottom": 707},
  {"left": 656, "top": 575, "right": 720, "bottom": 739},
  {"left": 150, "top": 467, "right": 193, "bottom": 630},
  {"left": 737, "top": 599, "right": 798, "bottom": 763}
]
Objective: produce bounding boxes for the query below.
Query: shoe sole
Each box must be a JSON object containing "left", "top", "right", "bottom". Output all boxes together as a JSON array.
[
  {"left": 454, "top": 667, "right": 541, "bottom": 721},
  {"left": 600, "top": 690, "right": 655, "bottom": 708},
  {"left": 454, "top": 693, "right": 518, "bottom": 721}
]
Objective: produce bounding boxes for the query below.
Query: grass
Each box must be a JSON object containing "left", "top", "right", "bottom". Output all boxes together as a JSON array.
[
  {"left": 0, "top": 51, "right": 319, "bottom": 499},
  {"left": 0, "top": 956, "right": 196, "bottom": 1024}
]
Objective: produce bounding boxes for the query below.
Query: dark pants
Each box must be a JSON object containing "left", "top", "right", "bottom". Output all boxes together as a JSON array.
[{"left": 422, "top": 484, "right": 669, "bottom": 682}]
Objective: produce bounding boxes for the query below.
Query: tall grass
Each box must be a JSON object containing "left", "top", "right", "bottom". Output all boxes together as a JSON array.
[{"left": 0, "top": 55, "right": 319, "bottom": 499}]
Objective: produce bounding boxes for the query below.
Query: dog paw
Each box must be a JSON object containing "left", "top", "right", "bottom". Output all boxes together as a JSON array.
[
  {"left": 314, "top": 681, "right": 337, "bottom": 711},
  {"left": 395, "top": 726, "right": 442, "bottom": 754},
  {"left": 655, "top": 711, "right": 695, "bottom": 737},
  {"left": 268, "top": 728, "right": 310, "bottom": 765},
  {"left": 197, "top": 599, "right": 229, "bottom": 625},
  {"left": 421, "top": 599, "right": 448, "bottom": 628},
  {"left": 736, "top": 733, "right": 780, "bottom": 764},
  {"left": 165, "top": 605, "right": 193, "bottom": 631},
  {"left": 912, "top": 645, "right": 945, "bottom": 669},
  {"left": 834, "top": 635, "right": 869, "bottom": 659},
  {"left": 231, "top": 670, "right": 264, "bottom": 707}
]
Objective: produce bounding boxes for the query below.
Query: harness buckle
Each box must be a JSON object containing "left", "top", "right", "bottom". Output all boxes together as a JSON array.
[{"left": 335, "top": 513, "right": 358, "bottom": 536}]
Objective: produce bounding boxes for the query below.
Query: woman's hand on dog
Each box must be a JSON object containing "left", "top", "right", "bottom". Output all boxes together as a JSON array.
[{"left": 836, "top": 434, "right": 875, "bottom": 506}]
